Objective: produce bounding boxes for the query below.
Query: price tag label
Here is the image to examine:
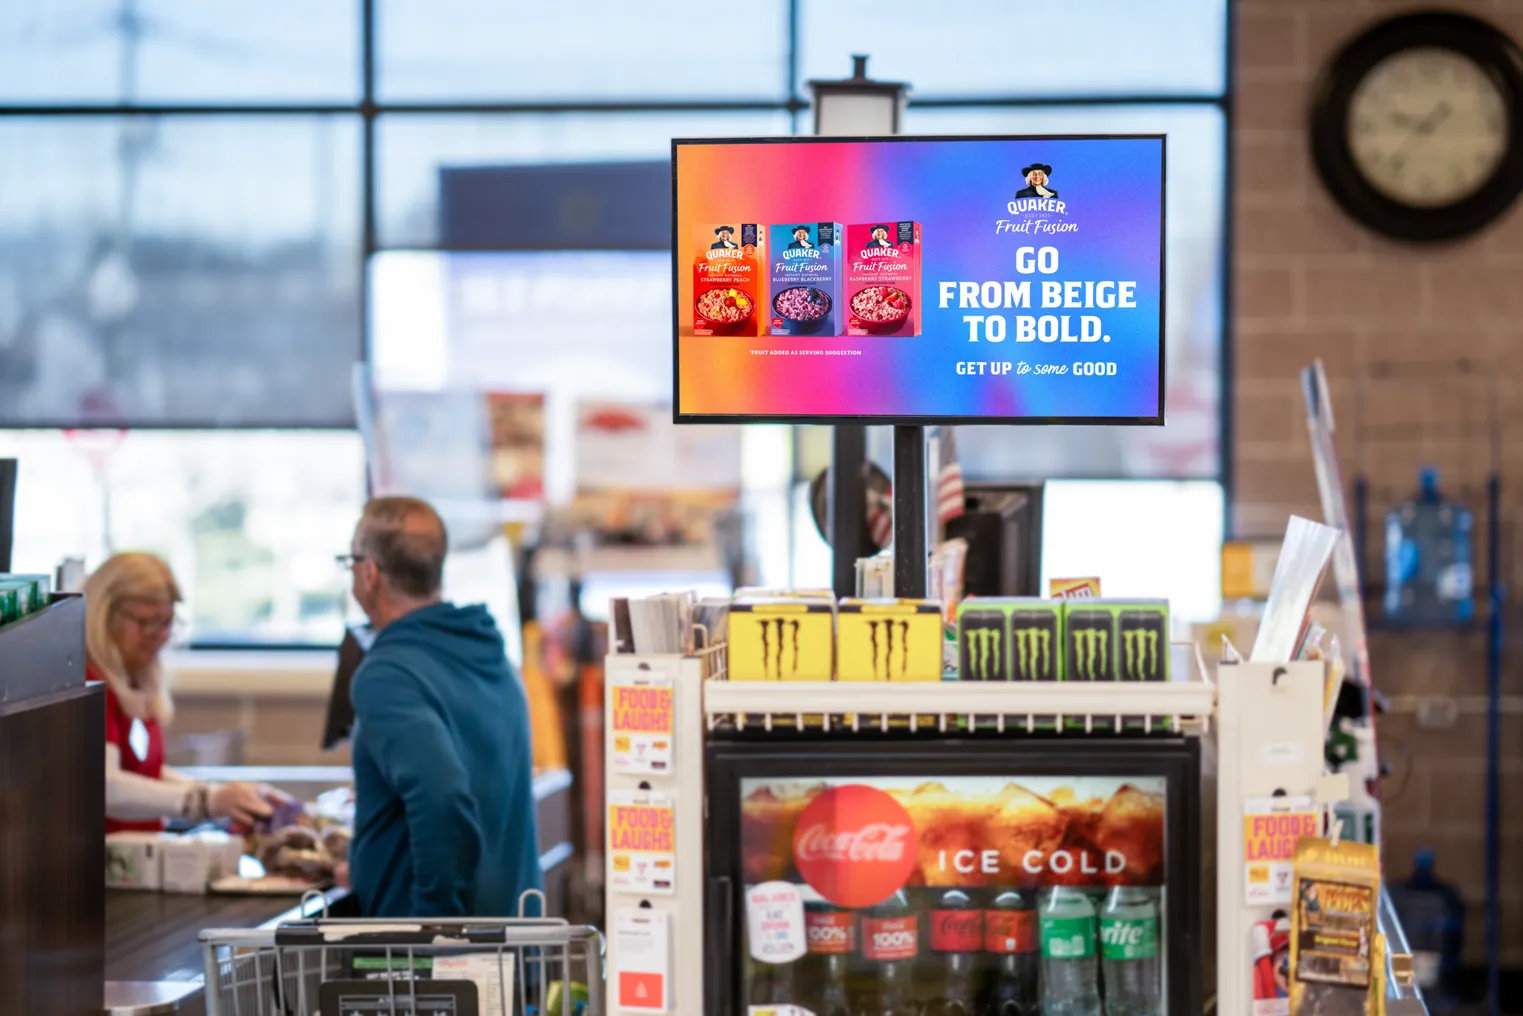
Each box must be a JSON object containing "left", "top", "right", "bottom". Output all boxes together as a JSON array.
[
  {"left": 608, "top": 790, "right": 677, "bottom": 896},
  {"left": 745, "top": 881, "right": 806, "bottom": 964},
  {"left": 610, "top": 674, "right": 675, "bottom": 776},
  {"left": 613, "top": 907, "right": 670, "bottom": 1013},
  {"left": 1243, "top": 795, "right": 1317, "bottom": 905}
]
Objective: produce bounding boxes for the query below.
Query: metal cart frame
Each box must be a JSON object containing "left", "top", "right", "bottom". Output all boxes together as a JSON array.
[{"left": 200, "top": 891, "right": 603, "bottom": 1016}]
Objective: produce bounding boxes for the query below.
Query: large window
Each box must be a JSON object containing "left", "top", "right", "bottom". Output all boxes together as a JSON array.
[{"left": 0, "top": 1, "right": 1229, "bottom": 645}]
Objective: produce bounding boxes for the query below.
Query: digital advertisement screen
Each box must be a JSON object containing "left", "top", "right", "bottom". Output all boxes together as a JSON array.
[{"left": 673, "top": 135, "right": 1165, "bottom": 424}]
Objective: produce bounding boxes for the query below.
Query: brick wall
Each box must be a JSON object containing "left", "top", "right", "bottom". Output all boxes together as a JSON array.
[{"left": 1235, "top": 0, "right": 1523, "bottom": 963}]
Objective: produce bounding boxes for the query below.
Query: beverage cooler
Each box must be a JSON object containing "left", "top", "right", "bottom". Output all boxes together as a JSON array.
[{"left": 703, "top": 734, "right": 1202, "bottom": 1016}]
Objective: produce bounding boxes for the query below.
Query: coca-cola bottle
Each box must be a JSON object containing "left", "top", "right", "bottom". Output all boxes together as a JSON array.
[
  {"left": 984, "top": 889, "right": 1039, "bottom": 1016},
  {"left": 804, "top": 901, "right": 857, "bottom": 1016},
  {"left": 861, "top": 890, "right": 919, "bottom": 1016},
  {"left": 927, "top": 889, "right": 984, "bottom": 1016}
]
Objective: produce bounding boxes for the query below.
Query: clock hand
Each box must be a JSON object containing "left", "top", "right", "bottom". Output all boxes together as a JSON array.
[
  {"left": 1390, "top": 101, "right": 1455, "bottom": 172},
  {"left": 1414, "top": 100, "right": 1453, "bottom": 135}
]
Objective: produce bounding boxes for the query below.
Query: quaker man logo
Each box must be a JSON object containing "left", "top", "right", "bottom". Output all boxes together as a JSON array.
[
  {"left": 793, "top": 785, "right": 919, "bottom": 909},
  {"left": 999, "top": 162, "right": 1077, "bottom": 236},
  {"left": 707, "top": 224, "right": 748, "bottom": 259},
  {"left": 860, "top": 224, "right": 905, "bottom": 259}
]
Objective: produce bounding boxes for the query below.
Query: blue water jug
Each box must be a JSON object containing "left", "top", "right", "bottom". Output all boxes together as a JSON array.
[
  {"left": 1388, "top": 849, "right": 1464, "bottom": 1011},
  {"left": 1383, "top": 468, "right": 1474, "bottom": 626}
]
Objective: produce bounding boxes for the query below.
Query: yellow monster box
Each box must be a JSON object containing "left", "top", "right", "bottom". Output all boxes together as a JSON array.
[
  {"left": 837, "top": 599, "right": 943, "bottom": 682},
  {"left": 728, "top": 598, "right": 835, "bottom": 681}
]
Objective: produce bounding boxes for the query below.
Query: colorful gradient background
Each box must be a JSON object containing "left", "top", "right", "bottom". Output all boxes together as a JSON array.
[{"left": 675, "top": 136, "right": 1164, "bottom": 422}]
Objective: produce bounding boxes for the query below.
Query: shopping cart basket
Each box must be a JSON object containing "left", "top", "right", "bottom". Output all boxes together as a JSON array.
[{"left": 200, "top": 890, "right": 603, "bottom": 1016}]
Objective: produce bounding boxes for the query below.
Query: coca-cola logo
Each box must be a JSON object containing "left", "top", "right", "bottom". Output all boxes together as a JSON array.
[
  {"left": 862, "top": 916, "right": 918, "bottom": 960},
  {"left": 930, "top": 910, "right": 984, "bottom": 952},
  {"left": 792, "top": 785, "right": 919, "bottom": 909}
]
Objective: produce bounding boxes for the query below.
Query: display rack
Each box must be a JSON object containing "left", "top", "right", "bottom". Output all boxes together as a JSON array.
[
  {"left": 604, "top": 646, "right": 721, "bottom": 1016},
  {"left": 604, "top": 642, "right": 1427, "bottom": 1016}
]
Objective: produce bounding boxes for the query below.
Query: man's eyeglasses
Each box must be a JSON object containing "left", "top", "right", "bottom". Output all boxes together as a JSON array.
[{"left": 336, "top": 553, "right": 368, "bottom": 570}]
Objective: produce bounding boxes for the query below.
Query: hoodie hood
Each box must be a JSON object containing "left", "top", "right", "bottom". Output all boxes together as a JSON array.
[{"left": 370, "top": 601, "right": 508, "bottom": 679}]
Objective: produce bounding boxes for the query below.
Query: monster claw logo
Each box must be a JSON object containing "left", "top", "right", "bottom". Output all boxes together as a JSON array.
[
  {"left": 1119, "top": 610, "right": 1167, "bottom": 682},
  {"left": 960, "top": 611, "right": 1006, "bottom": 681},
  {"left": 1008, "top": 610, "right": 1059, "bottom": 681},
  {"left": 868, "top": 619, "right": 916, "bottom": 679},
  {"left": 758, "top": 615, "right": 804, "bottom": 679},
  {"left": 1067, "top": 609, "right": 1113, "bottom": 682}
]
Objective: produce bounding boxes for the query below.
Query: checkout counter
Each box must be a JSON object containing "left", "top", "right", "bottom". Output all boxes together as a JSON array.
[{"left": 103, "top": 766, "right": 574, "bottom": 1015}]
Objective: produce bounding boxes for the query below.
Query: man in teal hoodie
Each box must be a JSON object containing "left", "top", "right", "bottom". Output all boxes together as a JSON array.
[{"left": 344, "top": 496, "right": 541, "bottom": 917}]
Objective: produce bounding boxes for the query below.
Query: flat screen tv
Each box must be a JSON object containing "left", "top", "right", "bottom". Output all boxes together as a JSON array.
[{"left": 672, "top": 134, "right": 1165, "bottom": 425}]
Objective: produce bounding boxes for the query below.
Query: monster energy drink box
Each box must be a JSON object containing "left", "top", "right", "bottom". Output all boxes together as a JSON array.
[
  {"left": 956, "top": 597, "right": 1064, "bottom": 681},
  {"left": 0, "top": 574, "right": 49, "bottom": 616},
  {"left": 838, "top": 599, "right": 942, "bottom": 682},
  {"left": 1064, "top": 599, "right": 1169, "bottom": 682},
  {"left": 728, "top": 596, "right": 836, "bottom": 681}
]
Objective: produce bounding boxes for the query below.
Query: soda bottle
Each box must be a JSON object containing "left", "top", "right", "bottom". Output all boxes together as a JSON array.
[
  {"left": 804, "top": 901, "right": 857, "bottom": 1016},
  {"left": 984, "top": 889, "right": 1039, "bottom": 1016},
  {"left": 1038, "top": 886, "right": 1102, "bottom": 1016},
  {"left": 1099, "top": 886, "right": 1162, "bottom": 1016},
  {"left": 927, "top": 889, "right": 983, "bottom": 1016},
  {"left": 861, "top": 890, "right": 919, "bottom": 1016}
]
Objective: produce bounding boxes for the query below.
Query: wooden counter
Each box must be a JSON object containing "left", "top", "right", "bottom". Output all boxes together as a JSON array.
[
  {"left": 0, "top": 597, "right": 103, "bottom": 1016},
  {"left": 105, "top": 888, "right": 350, "bottom": 985}
]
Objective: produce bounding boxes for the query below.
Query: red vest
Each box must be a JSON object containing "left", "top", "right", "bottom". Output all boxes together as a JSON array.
[{"left": 93, "top": 662, "right": 167, "bottom": 834}]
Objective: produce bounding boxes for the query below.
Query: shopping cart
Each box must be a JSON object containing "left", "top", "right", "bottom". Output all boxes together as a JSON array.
[{"left": 200, "top": 890, "right": 603, "bottom": 1016}]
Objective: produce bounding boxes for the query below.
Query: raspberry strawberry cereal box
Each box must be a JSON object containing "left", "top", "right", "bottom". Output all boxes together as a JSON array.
[
  {"left": 767, "top": 222, "right": 843, "bottom": 336},
  {"left": 846, "top": 221, "right": 922, "bottom": 337},
  {"left": 693, "top": 223, "right": 766, "bottom": 336}
]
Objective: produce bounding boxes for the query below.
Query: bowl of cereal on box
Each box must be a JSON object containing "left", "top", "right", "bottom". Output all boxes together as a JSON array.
[
  {"left": 696, "top": 288, "right": 757, "bottom": 335},
  {"left": 772, "top": 286, "right": 833, "bottom": 334},
  {"left": 849, "top": 286, "right": 912, "bottom": 334}
]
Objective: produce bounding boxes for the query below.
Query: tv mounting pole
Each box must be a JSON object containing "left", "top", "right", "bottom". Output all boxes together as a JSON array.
[{"left": 808, "top": 56, "right": 917, "bottom": 598}]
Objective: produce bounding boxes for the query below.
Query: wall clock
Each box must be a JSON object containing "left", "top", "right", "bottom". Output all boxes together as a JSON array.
[{"left": 1310, "top": 11, "right": 1523, "bottom": 242}]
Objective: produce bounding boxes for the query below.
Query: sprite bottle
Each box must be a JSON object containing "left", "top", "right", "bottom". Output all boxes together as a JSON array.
[
  {"left": 1100, "top": 886, "right": 1162, "bottom": 1016},
  {"left": 1039, "top": 887, "right": 1102, "bottom": 1016}
]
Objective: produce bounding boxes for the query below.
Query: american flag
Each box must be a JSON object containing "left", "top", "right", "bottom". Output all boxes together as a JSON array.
[{"left": 937, "top": 427, "right": 966, "bottom": 527}]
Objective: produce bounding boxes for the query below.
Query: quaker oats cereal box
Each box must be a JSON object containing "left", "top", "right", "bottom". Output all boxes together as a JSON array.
[
  {"left": 767, "top": 222, "right": 843, "bottom": 336},
  {"left": 693, "top": 223, "right": 766, "bottom": 337},
  {"left": 846, "top": 221, "right": 922, "bottom": 337}
]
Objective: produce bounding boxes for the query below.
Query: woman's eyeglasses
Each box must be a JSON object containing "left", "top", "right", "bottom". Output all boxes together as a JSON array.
[{"left": 118, "top": 609, "right": 180, "bottom": 636}]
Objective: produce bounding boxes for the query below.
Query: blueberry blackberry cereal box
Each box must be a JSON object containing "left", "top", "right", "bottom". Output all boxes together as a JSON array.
[
  {"left": 693, "top": 223, "right": 766, "bottom": 337},
  {"left": 846, "top": 221, "right": 921, "bottom": 337},
  {"left": 767, "top": 222, "right": 843, "bottom": 336}
]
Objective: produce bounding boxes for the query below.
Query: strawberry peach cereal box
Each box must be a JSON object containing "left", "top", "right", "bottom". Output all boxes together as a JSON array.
[
  {"left": 846, "top": 222, "right": 922, "bottom": 337},
  {"left": 693, "top": 223, "right": 766, "bottom": 336},
  {"left": 767, "top": 222, "right": 843, "bottom": 336}
]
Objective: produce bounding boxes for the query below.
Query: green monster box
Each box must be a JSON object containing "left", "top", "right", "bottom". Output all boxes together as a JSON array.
[
  {"left": 956, "top": 597, "right": 1064, "bottom": 681},
  {"left": 1, "top": 574, "right": 51, "bottom": 613},
  {"left": 1064, "top": 599, "right": 1170, "bottom": 682}
]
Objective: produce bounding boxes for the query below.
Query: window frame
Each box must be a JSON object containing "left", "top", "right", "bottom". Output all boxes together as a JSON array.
[{"left": 0, "top": 0, "right": 1236, "bottom": 646}]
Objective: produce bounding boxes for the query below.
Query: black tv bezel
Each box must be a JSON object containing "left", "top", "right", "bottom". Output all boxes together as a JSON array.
[{"left": 670, "top": 133, "right": 1168, "bottom": 427}]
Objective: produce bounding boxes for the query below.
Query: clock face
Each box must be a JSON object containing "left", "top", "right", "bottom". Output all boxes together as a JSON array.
[{"left": 1347, "top": 46, "right": 1510, "bottom": 208}]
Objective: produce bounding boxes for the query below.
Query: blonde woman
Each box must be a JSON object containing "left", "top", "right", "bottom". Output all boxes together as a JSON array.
[{"left": 86, "top": 553, "right": 273, "bottom": 833}]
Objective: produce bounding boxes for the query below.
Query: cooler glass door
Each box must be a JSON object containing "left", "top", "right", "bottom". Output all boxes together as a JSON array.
[{"left": 705, "top": 737, "right": 1201, "bottom": 1016}]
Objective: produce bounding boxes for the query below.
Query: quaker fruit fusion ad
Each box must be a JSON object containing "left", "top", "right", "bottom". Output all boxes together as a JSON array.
[
  {"left": 675, "top": 135, "right": 1164, "bottom": 422},
  {"left": 741, "top": 775, "right": 1166, "bottom": 896}
]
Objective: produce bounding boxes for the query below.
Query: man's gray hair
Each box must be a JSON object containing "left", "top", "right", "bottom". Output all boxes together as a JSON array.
[{"left": 355, "top": 496, "right": 448, "bottom": 599}]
